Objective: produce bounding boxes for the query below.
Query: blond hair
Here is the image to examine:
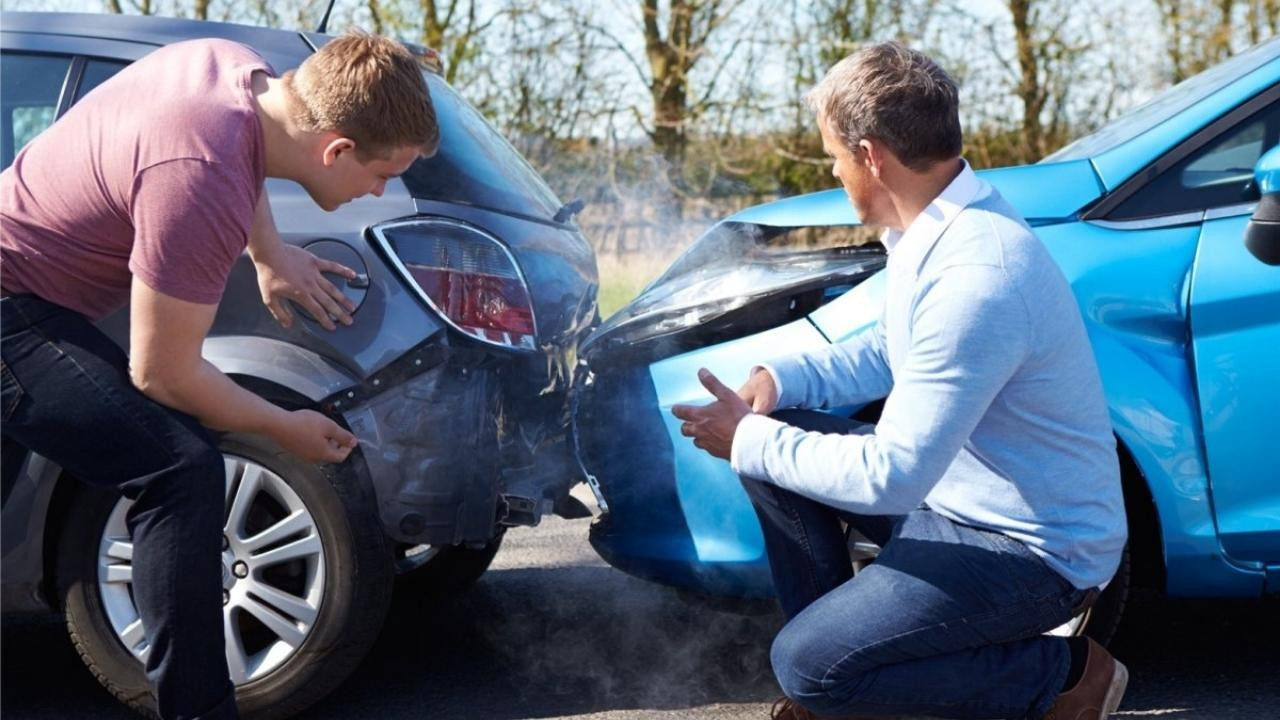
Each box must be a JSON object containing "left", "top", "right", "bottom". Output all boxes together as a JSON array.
[
  {"left": 284, "top": 31, "right": 439, "bottom": 160},
  {"left": 806, "top": 41, "right": 961, "bottom": 171}
]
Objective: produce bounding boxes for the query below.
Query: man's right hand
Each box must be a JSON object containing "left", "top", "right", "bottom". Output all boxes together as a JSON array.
[
  {"left": 738, "top": 367, "right": 780, "bottom": 415},
  {"left": 271, "top": 409, "right": 358, "bottom": 464}
]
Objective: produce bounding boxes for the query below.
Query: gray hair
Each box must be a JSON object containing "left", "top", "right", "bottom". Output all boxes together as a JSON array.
[{"left": 806, "top": 41, "right": 961, "bottom": 171}]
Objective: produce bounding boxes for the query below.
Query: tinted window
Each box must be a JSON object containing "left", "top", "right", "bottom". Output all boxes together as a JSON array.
[
  {"left": 1, "top": 53, "right": 72, "bottom": 169},
  {"left": 1109, "top": 100, "right": 1280, "bottom": 220},
  {"left": 400, "top": 74, "right": 563, "bottom": 222},
  {"left": 75, "top": 59, "right": 128, "bottom": 102}
]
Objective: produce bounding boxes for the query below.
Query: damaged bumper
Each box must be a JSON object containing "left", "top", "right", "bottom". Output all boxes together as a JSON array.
[
  {"left": 573, "top": 220, "right": 886, "bottom": 597},
  {"left": 332, "top": 337, "right": 585, "bottom": 547}
]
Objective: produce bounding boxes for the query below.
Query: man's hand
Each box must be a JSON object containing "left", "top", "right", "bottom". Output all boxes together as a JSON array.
[
  {"left": 270, "top": 409, "right": 358, "bottom": 464},
  {"left": 738, "top": 367, "right": 779, "bottom": 414},
  {"left": 671, "top": 368, "right": 753, "bottom": 460},
  {"left": 254, "top": 244, "right": 357, "bottom": 331},
  {"left": 130, "top": 279, "right": 356, "bottom": 465}
]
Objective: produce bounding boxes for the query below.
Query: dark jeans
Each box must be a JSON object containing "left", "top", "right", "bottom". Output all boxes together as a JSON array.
[
  {"left": 742, "top": 409, "right": 1086, "bottom": 720},
  {"left": 1, "top": 294, "right": 237, "bottom": 720}
]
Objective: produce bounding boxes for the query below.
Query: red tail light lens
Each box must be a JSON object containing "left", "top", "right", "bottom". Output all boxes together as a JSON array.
[{"left": 372, "top": 219, "right": 538, "bottom": 351}]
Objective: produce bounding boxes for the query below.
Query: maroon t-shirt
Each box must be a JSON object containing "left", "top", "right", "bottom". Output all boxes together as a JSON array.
[{"left": 0, "top": 39, "right": 272, "bottom": 320}]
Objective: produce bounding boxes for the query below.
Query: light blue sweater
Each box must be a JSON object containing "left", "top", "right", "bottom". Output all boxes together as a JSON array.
[{"left": 730, "top": 162, "right": 1127, "bottom": 590}]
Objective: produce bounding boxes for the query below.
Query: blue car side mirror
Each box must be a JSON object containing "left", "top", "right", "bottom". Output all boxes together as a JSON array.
[{"left": 1245, "top": 145, "right": 1280, "bottom": 265}]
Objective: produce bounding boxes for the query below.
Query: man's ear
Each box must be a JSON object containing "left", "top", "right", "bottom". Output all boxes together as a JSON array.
[
  {"left": 859, "top": 138, "right": 884, "bottom": 179},
  {"left": 321, "top": 136, "right": 356, "bottom": 167}
]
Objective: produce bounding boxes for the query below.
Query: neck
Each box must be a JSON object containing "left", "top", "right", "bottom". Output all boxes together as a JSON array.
[
  {"left": 885, "top": 157, "right": 964, "bottom": 231},
  {"left": 252, "top": 73, "right": 311, "bottom": 181}
]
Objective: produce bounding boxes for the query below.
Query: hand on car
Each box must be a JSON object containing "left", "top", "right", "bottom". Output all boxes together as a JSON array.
[
  {"left": 255, "top": 244, "right": 357, "bottom": 331},
  {"left": 272, "top": 409, "right": 358, "bottom": 464},
  {"left": 671, "top": 368, "right": 753, "bottom": 460}
]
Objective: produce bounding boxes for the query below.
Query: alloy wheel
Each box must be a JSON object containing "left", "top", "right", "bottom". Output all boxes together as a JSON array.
[{"left": 96, "top": 455, "right": 327, "bottom": 684}]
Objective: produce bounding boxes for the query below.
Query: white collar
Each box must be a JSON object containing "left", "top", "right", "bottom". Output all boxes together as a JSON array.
[{"left": 880, "top": 160, "right": 985, "bottom": 262}]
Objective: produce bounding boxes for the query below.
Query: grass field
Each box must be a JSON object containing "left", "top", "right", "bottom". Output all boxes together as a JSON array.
[{"left": 594, "top": 250, "right": 683, "bottom": 319}]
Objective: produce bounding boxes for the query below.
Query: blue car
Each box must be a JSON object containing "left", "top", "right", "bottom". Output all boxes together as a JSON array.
[{"left": 573, "top": 38, "right": 1280, "bottom": 641}]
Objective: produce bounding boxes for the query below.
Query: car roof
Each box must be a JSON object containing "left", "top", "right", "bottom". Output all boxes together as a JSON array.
[{"left": 0, "top": 11, "right": 315, "bottom": 70}]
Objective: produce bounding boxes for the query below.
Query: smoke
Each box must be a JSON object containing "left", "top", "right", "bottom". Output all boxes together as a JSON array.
[{"left": 470, "top": 545, "right": 785, "bottom": 714}]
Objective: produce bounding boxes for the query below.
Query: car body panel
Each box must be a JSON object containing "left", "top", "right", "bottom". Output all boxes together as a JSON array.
[
  {"left": 1188, "top": 212, "right": 1280, "bottom": 565},
  {"left": 586, "top": 317, "right": 835, "bottom": 596},
  {"left": 1036, "top": 218, "right": 1264, "bottom": 597},
  {"left": 649, "top": 319, "right": 830, "bottom": 563},
  {"left": 201, "top": 336, "right": 359, "bottom": 401}
]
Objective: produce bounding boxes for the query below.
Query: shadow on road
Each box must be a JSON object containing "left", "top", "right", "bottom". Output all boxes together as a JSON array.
[{"left": 2, "top": 564, "right": 1277, "bottom": 719}]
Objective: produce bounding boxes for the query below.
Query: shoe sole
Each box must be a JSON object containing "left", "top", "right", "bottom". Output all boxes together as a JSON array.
[{"left": 1101, "top": 660, "right": 1129, "bottom": 718}]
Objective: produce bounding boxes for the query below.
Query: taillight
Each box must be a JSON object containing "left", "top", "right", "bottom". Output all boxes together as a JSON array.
[{"left": 372, "top": 218, "right": 538, "bottom": 351}]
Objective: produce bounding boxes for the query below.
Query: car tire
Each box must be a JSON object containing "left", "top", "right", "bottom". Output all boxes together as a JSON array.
[
  {"left": 57, "top": 433, "right": 392, "bottom": 720},
  {"left": 1080, "top": 543, "right": 1130, "bottom": 647},
  {"left": 396, "top": 532, "right": 504, "bottom": 594}
]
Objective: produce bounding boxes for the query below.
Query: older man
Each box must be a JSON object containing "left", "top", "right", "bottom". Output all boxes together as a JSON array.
[{"left": 673, "top": 42, "right": 1128, "bottom": 720}]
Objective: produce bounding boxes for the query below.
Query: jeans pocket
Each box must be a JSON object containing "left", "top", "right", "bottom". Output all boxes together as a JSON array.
[{"left": 1, "top": 360, "right": 25, "bottom": 421}]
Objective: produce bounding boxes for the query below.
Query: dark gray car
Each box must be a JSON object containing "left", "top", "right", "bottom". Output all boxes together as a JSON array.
[{"left": 0, "top": 11, "right": 598, "bottom": 718}]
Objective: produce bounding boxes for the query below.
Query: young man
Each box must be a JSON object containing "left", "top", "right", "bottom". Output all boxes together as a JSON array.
[
  {"left": 673, "top": 42, "right": 1129, "bottom": 720},
  {"left": 1, "top": 31, "right": 438, "bottom": 719}
]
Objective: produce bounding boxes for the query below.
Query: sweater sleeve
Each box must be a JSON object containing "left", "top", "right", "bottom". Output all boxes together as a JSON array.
[
  {"left": 761, "top": 314, "right": 892, "bottom": 410},
  {"left": 730, "top": 264, "right": 1032, "bottom": 514}
]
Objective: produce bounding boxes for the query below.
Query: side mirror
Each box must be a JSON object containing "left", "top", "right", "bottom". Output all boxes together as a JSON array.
[{"left": 1245, "top": 145, "right": 1280, "bottom": 265}]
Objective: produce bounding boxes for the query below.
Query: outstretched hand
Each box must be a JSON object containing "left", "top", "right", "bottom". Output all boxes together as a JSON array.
[
  {"left": 671, "top": 368, "right": 753, "bottom": 460},
  {"left": 255, "top": 244, "right": 357, "bottom": 331}
]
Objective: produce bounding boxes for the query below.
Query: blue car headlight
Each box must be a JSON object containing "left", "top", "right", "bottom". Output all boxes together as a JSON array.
[{"left": 583, "top": 222, "right": 885, "bottom": 357}]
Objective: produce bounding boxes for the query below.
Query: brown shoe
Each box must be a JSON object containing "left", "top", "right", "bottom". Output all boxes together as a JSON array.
[
  {"left": 769, "top": 696, "right": 874, "bottom": 720},
  {"left": 1044, "top": 637, "right": 1129, "bottom": 719},
  {"left": 771, "top": 697, "right": 817, "bottom": 720}
]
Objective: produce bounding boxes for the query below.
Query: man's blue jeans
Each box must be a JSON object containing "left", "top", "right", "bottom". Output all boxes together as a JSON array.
[
  {"left": 741, "top": 410, "right": 1086, "bottom": 719},
  {"left": 1, "top": 294, "right": 237, "bottom": 720}
]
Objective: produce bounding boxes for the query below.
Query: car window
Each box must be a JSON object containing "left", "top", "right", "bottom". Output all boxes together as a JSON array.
[
  {"left": 1108, "top": 100, "right": 1280, "bottom": 220},
  {"left": 75, "top": 59, "right": 128, "bottom": 102},
  {"left": 1, "top": 53, "right": 73, "bottom": 170},
  {"left": 400, "top": 73, "right": 563, "bottom": 222}
]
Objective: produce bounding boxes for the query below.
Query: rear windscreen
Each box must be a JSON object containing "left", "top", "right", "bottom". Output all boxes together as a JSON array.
[{"left": 400, "top": 73, "right": 564, "bottom": 223}]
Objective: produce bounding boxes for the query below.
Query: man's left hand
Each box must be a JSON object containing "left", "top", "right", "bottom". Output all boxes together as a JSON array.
[
  {"left": 255, "top": 244, "right": 357, "bottom": 331},
  {"left": 671, "top": 368, "right": 753, "bottom": 460}
]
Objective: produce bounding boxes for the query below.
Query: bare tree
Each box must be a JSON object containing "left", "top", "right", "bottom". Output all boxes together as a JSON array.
[
  {"left": 360, "top": 0, "right": 495, "bottom": 84},
  {"left": 1248, "top": 0, "right": 1280, "bottom": 41},
  {"left": 584, "top": 0, "right": 750, "bottom": 195},
  {"left": 1155, "top": 0, "right": 1240, "bottom": 82}
]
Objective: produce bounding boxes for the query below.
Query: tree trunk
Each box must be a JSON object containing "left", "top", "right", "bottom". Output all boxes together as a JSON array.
[{"left": 1009, "top": 0, "right": 1046, "bottom": 161}]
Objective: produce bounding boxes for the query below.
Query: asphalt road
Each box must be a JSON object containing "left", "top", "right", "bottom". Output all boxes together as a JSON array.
[{"left": 3, "top": 509, "right": 1277, "bottom": 720}]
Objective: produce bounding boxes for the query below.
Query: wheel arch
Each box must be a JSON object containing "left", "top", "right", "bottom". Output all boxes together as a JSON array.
[
  {"left": 40, "top": 369, "right": 374, "bottom": 611},
  {"left": 1115, "top": 437, "right": 1164, "bottom": 592},
  {"left": 202, "top": 335, "right": 357, "bottom": 404}
]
